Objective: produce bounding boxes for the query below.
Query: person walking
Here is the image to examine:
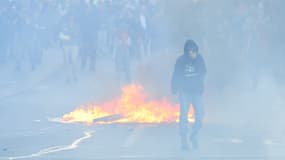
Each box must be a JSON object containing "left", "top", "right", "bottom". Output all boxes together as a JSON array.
[{"left": 171, "top": 39, "right": 207, "bottom": 150}]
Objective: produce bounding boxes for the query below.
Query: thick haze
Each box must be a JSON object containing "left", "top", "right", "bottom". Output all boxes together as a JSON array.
[{"left": 0, "top": 0, "right": 285, "bottom": 157}]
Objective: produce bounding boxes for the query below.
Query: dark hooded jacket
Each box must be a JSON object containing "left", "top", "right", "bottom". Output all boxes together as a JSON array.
[{"left": 171, "top": 53, "right": 206, "bottom": 95}]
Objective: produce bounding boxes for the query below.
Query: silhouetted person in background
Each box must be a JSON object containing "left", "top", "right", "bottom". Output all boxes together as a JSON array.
[
  {"left": 78, "top": 2, "right": 97, "bottom": 72},
  {"left": 171, "top": 39, "right": 207, "bottom": 150},
  {"left": 59, "top": 15, "right": 79, "bottom": 83},
  {"left": 114, "top": 30, "right": 132, "bottom": 85}
]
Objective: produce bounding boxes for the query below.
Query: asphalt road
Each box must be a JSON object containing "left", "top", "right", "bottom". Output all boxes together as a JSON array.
[
  {"left": 0, "top": 119, "right": 285, "bottom": 160},
  {"left": 0, "top": 55, "right": 284, "bottom": 160}
]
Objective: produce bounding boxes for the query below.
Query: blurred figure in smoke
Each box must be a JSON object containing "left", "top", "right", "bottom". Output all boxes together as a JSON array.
[
  {"left": 114, "top": 29, "right": 132, "bottom": 85},
  {"left": 137, "top": 1, "right": 151, "bottom": 58},
  {"left": 59, "top": 14, "right": 79, "bottom": 83},
  {"left": 78, "top": 1, "right": 97, "bottom": 72},
  {"left": 171, "top": 40, "right": 207, "bottom": 150},
  {"left": 26, "top": 1, "right": 45, "bottom": 71}
]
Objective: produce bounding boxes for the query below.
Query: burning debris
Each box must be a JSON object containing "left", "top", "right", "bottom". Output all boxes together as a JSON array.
[{"left": 53, "top": 84, "right": 194, "bottom": 125}]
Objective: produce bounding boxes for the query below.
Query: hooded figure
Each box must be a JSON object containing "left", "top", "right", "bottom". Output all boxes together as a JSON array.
[
  {"left": 171, "top": 39, "right": 206, "bottom": 95},
  {"left": 171, "top": 39, "right": 207, "bottom": 150}
]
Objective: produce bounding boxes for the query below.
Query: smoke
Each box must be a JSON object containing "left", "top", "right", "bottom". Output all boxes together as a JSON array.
[{"left": 1, "top": 0, "right": 285, "bottom": 157}]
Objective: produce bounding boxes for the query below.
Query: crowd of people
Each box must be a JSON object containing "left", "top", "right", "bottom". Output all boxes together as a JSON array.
[
  {"left": 0, "top": 0, "right": 283, "bottom": 85},
  {"left": 0, "top": 0, "right": 164, "bottom": 83}
]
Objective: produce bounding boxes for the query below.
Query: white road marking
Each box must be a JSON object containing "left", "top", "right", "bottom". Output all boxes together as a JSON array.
[
  {"left": 213, "top": 137, "right": 244, "bottom": 144},
  {"left": 264, "top": 139, "right": 285, "bottom": 146},
  {"left": 229, "top": 138, "right": 244, "bottom": 144},
  {"left": 6, "top": 130, "right": 94, "bottom": 160}
]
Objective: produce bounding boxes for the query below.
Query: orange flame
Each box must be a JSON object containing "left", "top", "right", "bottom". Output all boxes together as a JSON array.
[{"left": 61, "top": 84, "right": 194, "bottom": 124}]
